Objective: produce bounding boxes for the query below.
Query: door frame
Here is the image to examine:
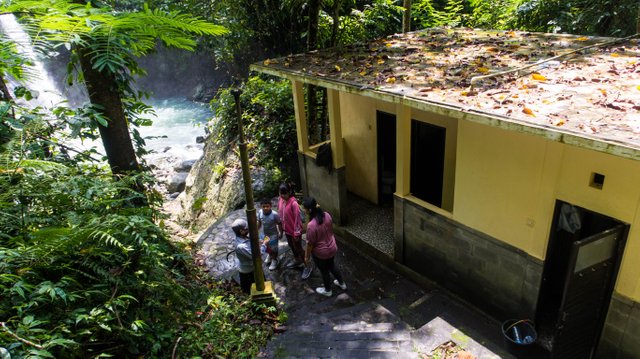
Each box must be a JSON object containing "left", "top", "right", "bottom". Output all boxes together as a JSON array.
[
  {"left": 376, "top": 111, "right": 396, "bottom": 206},
  {"left": 536, "top": 200, "right": 629, "bottom": 357}
]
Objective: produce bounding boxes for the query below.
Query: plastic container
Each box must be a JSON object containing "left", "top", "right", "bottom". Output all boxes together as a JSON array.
[{"left": 502, "top": 319, "right": 537, "bottom": 357}]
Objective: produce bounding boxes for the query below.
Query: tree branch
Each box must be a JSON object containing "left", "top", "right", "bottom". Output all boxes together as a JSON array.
[
  {"left": 171, "top": 336, "right": 182, "bottom": 359},
  {"left": 0, "top": 322, "right": 45, "bottom": 350}
]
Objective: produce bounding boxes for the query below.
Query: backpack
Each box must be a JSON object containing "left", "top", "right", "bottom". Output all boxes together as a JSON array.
[{"left": 316, "top": 142, "right": 332, "bottom": 173}]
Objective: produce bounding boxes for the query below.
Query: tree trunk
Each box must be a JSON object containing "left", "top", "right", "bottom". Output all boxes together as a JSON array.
[
  {"left": 77, "top": 47, "right": 140, "bottom": 176},
  {"left": 319, "top": 87, "right": 328, "bottom": 140},
  {"left": 306, "top": 0, "right": 321, "bottom": 143},
  {"left": 330, "top": 0, "right": 342, "bottom": 47},
  {"left": 307, "top": 0, "right": 320, "bottom": 50},
  {"left": 0, "top": 75, "right": 15, "bottom": 148},
  {"left": 637, "top": 4, "right": 640, "bottom": 34},
  {"left": 403, "top": 0, "right": 412, "bottom": 33},
  {"left": 0, "top": 76, "right": 12, "bottom": 102}
]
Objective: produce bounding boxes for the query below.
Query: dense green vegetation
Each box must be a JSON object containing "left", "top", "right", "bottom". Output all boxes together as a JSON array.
[
  {"left": 1, "top": 0, "right": 637, "bottom": 357},
  {"left": 0, "top": 2, "right": 278, "bottom": 358},
  {"left": 209, "top": 76, "right": 297, "bottom": 192},
  {"left": 0, "top": 99, "right": 280, "bottom": 359}
]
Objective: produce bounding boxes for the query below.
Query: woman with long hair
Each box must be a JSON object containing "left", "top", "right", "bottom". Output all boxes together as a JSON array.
[
  {"left": 302, "top": 197, "right": 347, "bottom": 297},
  {"left": 278, "top": 182, "right": 305, "bottom": 269}
]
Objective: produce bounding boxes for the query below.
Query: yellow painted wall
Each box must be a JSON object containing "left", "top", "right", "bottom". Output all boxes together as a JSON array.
[
  {"left": 337, "top": 93, "right": 640, "bottom": 300},
  {"left": 340, "top": 92, "right": 378, "bottom": 203},
  {"left": 454, "top": 121, "right": 556, "bottom": 258},
  {"left": 455, "top": 120, "right": 640, "bottom": 301}
]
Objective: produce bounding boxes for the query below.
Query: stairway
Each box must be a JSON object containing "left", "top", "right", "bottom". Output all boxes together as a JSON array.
[{"left": 265, "top": 297, "right": 421, "bottom": 358}]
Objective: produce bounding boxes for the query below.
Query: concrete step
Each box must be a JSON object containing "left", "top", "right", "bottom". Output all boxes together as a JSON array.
[
  {"left": 288, "top": 300, "right": 399, "bottom": 324},
  {"left": 269, "top": 346, "right": 421, "bottom": 359},
  {"left": 268, "top": 325, "right": 419, "bottom": 358}
]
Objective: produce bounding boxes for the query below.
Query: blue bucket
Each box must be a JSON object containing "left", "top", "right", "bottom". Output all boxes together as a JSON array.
[{"left": 502, "top": 319, "right": 537, "bottom": 357}]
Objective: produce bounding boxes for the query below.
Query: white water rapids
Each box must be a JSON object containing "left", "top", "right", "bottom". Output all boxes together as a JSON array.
[{"left": 1, "top": 14, "right": 213, "bottom": 169}]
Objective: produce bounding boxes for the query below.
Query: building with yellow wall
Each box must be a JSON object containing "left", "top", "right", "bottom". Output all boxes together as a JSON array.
[{"left": 253, "top": 28, "right": 640, "bottom": 358}]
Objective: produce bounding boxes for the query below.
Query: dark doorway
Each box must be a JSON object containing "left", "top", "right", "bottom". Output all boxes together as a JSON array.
[
  {"left": 536, "top": 200, "right": 628, "bottom": 358},
  {"left": 377, "top": 111, "right": 396, "bottom": 206}
]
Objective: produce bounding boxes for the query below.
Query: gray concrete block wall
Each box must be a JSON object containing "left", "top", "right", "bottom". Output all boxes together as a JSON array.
[
  {"left": 397, "top": 198, "right": 543, "bottom": 319},
  {"left": 298, "top": 152, "right": 347, "bottom": 225},
  {"left": 597, "top": 294, "right": 640, "bottom": 358},
  {"left": 394, "top": 197, "right": 404, "bottom": 262}
]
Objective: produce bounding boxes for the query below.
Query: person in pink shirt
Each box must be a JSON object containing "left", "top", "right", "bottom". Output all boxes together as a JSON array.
[
  {"left": 302, "top": 197, "right": 347, "bottom": 297},
  {"left": 278, "top": 183, "right": 305, "bottom": 269}
]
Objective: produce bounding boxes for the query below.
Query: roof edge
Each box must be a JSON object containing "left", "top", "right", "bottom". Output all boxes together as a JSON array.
[{"left": 251, "top": 63, "right": 640, "bottom": 162}]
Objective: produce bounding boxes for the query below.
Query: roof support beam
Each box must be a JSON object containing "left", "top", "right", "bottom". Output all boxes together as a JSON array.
[
  {"left": 327, "top": 89, "right": 344, "bottom": 168},
  {"left": 396, "top": 103, "right": 411, "bottom": 196},
  {"left": 292, "top": 80, "right": 309, "bottom": 153}
]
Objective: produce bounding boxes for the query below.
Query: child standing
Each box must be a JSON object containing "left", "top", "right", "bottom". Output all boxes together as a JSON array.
[
  {"left": 258, "top": 198, "right": 282, "bottom": 270},
  {"left": 232, "top": 218, "right": 268, "bottom": 294}
]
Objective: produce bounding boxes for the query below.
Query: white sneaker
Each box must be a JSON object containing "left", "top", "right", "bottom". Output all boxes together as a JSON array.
[
  {"left": 315, "top": 287, "right": 332, "bottom": 297},
  {"left": 269, "top": 259, "right": 278, "bottom": 271},
  {"left": 264, "top": 256, "right": 272, "bottom": 265},
  {"left": 333, "top": 279, "right": 347, "bottom": 290}
]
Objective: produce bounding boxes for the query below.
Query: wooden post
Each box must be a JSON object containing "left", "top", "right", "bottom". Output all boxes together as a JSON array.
[
  {"left": 232, "top": 89, "right": 276, "bottom": 306},
  {"left": 292, "top": 81, "right": 309, "bottom": 153}
]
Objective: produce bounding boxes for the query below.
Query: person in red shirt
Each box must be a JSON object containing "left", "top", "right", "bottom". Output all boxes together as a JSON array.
[
  {"left": 278, "top": 183, "right": 305, "bottom": 269},
  {"left": 302, "top": 197, "right": 347, "bottom": 297}
]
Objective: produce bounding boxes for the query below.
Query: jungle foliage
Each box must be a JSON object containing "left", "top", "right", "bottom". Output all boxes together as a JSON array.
[
  {"left": 4, "top": 0, "right": 227, "bottom": 176},
  {"left": 209, "top": 75, "right": 297, "bottom": 188},
  {"left": 0, "top": 7, "right": 277, "bottom": 358},
  {"left": 0, "top": 103, "right": 280, "bottom": 358}
]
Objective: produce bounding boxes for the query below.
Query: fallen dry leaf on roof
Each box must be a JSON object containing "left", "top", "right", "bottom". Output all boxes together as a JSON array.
[
  {"left": 257, "top": 28, "right": 640, "bottom": 150},
  {"left": 532, "top": 73, "right": 547, "bottom": 81}
]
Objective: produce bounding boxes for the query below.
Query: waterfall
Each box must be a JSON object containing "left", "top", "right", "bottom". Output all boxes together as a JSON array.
[
  {"left": 0, "top": 14, "right": 65, "bottom": 108},
  {"left": 0, "top": 13, "right": 213, "bottom": 170}
]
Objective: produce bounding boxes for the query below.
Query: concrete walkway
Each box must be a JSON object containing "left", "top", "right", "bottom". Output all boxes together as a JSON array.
[{"left": 196, "top": 209, "right": 524, "bottom": 358}]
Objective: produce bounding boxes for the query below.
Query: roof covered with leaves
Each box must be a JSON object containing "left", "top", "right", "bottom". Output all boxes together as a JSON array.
[{"left": 252, "top": 28, "right": 640, "bottom": 160}]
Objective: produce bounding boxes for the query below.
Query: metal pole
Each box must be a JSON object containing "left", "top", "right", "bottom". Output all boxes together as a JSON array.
[{"left": 232, "top": 88, "right": 265, "bottom": 292}]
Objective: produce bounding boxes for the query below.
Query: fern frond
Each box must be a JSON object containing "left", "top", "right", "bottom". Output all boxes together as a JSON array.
[{"left": 16, "top": 159, "right": 68, "bottom": 173}]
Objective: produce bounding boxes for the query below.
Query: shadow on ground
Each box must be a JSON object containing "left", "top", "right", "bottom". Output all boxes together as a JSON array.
[{"left": 259, "top": 238, "right": 527, "bottom": 358}]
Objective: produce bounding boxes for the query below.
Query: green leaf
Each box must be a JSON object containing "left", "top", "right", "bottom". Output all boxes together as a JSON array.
[
  {"left": 22, "top": 315, "right": 35, "bottom": 325},
  {"left": 54, "top": 287, "right": 67, "bottom": 303},
  {"left": 27, "top": 349, "right": 55, "bottom": 358}
]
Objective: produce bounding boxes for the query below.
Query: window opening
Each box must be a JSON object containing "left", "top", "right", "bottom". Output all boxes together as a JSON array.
[{"left": 410, "top": 120, "right": 446, "bottom": 208}]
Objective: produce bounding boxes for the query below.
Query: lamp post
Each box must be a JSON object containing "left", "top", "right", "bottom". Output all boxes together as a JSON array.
[{"left": 232, "top": 88, "right": 275, "bottom": 304}]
